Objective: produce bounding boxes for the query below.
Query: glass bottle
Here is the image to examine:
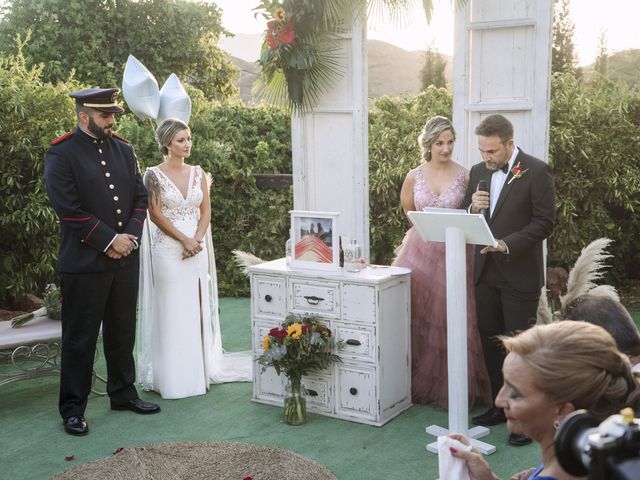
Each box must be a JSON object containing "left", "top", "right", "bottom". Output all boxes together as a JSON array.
[
  {"left": 338, "top": 235, "right": 344, "bottom": 268},
  {"left": 344, "top": 238, "right": 362, "bottom": 272}
]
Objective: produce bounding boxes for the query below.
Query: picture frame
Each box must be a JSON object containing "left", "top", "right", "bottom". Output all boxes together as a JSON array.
[{"left": 290, "top": 210, "right": 340, "bottom": 271}]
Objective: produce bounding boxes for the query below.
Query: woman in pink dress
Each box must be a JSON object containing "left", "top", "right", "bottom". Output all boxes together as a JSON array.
[{"left": 393, "top": 116, "right": 491, "bottom": 409}]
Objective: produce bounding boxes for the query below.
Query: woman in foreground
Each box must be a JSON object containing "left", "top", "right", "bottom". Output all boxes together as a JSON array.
[{"left": 450, "top": 321, "right": 640, "bottom": 480}]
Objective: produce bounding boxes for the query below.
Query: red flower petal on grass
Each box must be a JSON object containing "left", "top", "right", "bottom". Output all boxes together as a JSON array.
[
  {"left": 64, "top": 455, "right": 74, "bottom": 461},
  {"left": 244, "top": 477, "right": 253, "bottom": 480},
  {"left": 112, "top": 447, "right": 125, "bottom": 455}
]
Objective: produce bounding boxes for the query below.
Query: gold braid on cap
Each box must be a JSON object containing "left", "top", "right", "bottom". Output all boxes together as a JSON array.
[{"left": 82, "top": 102, "right": 121, "bottom": 108}]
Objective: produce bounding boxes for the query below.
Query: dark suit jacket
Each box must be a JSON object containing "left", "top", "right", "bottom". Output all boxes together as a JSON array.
[
  {"left": 44, "top": 128, "right": 148, "bottom": 273},
  {"left": 464, "top": 149, "right": 555, "bottom": 293}
]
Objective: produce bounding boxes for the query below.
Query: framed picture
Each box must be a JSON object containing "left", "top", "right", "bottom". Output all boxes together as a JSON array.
[{"left": 290, "top": 210, "right": 340, "bottom": 271}]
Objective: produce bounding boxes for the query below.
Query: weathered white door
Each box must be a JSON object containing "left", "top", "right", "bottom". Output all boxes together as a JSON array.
[
  {"left": 452, "top": 0, "right": 553, "bottom": 166},
  {"left": 291, "top": 19, "right": 369, "bottom": 258}
]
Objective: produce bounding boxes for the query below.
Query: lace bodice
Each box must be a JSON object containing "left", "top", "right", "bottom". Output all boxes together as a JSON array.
[
  {"left": 145, "top": 165, "right": 204, "bottom": 252},
  {"left": 147, "top": 165, "right": 203, "bottom": 224},
  {"left": 413, "top": 166, "right": 466, "bottom": 210}
]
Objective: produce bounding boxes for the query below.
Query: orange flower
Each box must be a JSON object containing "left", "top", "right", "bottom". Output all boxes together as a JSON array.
[
  {"left": 274, "top": 7, "right": 285, "bottom": 21},
  {"left": 262, "top": 335, "right": 271, "bottom": 350}
]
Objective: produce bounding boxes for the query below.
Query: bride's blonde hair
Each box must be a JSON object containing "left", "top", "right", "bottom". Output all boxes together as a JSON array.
[{"left": 155, "top": 118, "right": 189, "bottom": 156}]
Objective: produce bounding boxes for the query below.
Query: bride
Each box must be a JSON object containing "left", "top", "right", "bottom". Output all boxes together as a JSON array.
[{"left": 137, "top": 118, "right": 251, "bottom": 399}]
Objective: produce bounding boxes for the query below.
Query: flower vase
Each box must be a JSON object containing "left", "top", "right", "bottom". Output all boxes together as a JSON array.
[{"left": 283, "top": 376, "right": 306, "bottom": 425}]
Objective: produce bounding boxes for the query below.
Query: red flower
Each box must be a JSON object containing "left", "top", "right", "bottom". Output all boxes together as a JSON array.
[
  {"left": 277, "top": 16, "right": 296, "bottom": 46},
  {"left": 266, "top": 19, "right": 279, "bottom": 49}
]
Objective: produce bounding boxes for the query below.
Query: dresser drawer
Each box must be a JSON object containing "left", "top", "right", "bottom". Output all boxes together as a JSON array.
[
  {"left": 335, "top": 364, "right": 376, "bottom": 421},
  {"left": 333, "top": 323, "right": 376, "bottom": 363},
  {"left": 253, "top": 363, "right": 284, "bottom": 405},
  {"left": 253, "top": 320, "right": 280, "bottom": 354},
  {"left": 341, "top": 283, "right": 376, "bottom": 324},
  {"left": 290, "top": 279, "right": 339, "bottom": 317},
  {"left": 252, "top": 275, "right": 286, "bottom": 318},
  {"left": 302, "top": 374, "right": 332, "bottom": 413}
]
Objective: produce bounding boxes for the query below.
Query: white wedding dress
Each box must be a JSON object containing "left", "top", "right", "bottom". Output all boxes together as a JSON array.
[{"left": 137, "top": 165, "right": 251, "bottom": 399}]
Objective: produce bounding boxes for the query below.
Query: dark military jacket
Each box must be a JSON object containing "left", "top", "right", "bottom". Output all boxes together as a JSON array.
[{"left": 44, "top": 128, "right": 148, "bottom": 273}]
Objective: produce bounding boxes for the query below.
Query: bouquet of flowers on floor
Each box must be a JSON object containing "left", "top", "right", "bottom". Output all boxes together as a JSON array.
[
  {"left": 11, "top": 283, "right": 62, "bottom": 328},
  {"left": 258, "top": 314, "right": 341, "bottom": 424}
]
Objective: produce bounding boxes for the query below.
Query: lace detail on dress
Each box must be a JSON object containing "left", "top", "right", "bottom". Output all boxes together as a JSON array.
[
  {"left": 146, "top": 166, "right": 203, "bottom": 251},
  {"left": 413, "top": 167, "right": 466, "bottom": 210}
]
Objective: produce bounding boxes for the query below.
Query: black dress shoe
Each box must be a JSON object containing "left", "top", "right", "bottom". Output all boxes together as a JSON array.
[
  {"left": 471, "top": 406, "right": 506, "bottom": 426},
  {"left": 111, "top": 398, "right": 161, "bottom": 414},
  {"left": 508, "top": 433, "right": 533, "bottom": 446},
  {"left": 64, "top": 415, "right": 89, "bottom": 436}
]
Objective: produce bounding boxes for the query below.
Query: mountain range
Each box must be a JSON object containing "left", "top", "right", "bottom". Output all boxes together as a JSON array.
[{"left": 219, "top": 33, "right": 452, "bottom": 103}]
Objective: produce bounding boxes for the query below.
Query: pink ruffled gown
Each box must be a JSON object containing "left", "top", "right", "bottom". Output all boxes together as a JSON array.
[{"left": 393, "top": 167, "right": 491, "bottom": 409}]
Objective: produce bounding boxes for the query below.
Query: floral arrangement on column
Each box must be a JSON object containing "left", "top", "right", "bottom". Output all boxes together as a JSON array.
[
  {"left": 252, "top": 0, "right": 459, "bottom": 113},
  {"left": 252, "top": 0, "right": 357, "bottom": 114}
]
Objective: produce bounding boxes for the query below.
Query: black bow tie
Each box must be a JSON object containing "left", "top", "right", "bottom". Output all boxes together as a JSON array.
[{"left": 497, "top": 163, "right": 509, "bottom": 174}]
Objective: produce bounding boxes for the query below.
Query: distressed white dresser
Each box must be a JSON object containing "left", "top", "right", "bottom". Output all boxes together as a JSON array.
[{"left": 248, "top": 258, "right": 412, "bottom": 426}]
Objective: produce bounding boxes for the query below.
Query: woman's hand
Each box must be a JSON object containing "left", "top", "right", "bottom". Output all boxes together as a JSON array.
[
  {"left": 448, "top": 433, "right": 500, "bottom": 480},
  {"left": 511, "top": 467, "right": 535, "bottom": 480},
  {"left": 181, "top": 237, "right": 203, "bottom": 259}
]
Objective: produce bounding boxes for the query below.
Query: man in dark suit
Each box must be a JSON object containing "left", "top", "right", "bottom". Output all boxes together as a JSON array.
[
  {"left": 463, "top": 114, "right": 555, "bottom": 446},
  {"left": 45, "top": 88, "right": 160, "bottom": 436}
]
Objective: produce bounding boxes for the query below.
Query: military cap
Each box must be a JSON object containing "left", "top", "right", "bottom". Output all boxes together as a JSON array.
[{"left": 69, "top": 87, "right": 125, "bottom": 113}]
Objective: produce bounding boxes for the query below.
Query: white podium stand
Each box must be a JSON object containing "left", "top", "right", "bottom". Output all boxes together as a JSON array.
[{"left": 408, "top": 209, "right": 497, "bottom": 455}]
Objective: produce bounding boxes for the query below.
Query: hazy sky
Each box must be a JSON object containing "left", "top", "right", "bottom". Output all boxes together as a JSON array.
[{"left": 213, "top": 0, "right": 640, "bottom": 66}]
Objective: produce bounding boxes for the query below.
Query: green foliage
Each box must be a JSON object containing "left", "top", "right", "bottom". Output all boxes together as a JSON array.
[
  {"left": 549, "top": 72, "right": 640, "bottom": 280},
  {"left": 419, "top": 47, "right": 447, "bottom": 90},
  {"left": 117, "top": 100, "right": 293, "bottom": 297},
  {"left": 0, "top": 0, "right": 238, "bottom": 100},
  {"left": 551, "top": 0, "right": 577, "bottom": 75},
  {"left": 594, "top": 32, "right": 608, "bottom": 76},
  {"left": 0, "top": 45, "right": 78, "bottom": 305},
  {"left": 604, "top": 49, "right": 640, "bottom": 89},
  {"left": 368, "top": 87, "right": 452, "bottom": 264}
]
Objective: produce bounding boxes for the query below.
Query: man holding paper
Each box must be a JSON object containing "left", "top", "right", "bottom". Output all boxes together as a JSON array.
[{"left": 463, "top": 114, "right": 555, "bottom": 446}]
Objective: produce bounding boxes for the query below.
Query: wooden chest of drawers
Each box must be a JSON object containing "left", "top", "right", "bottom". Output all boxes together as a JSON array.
[{"left": 249, "top": 258, "right": 411, "bottom": 426}]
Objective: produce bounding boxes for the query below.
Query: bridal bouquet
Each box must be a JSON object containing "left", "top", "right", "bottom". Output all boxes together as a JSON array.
[{"left": 258, "top": 314, "right": 341, "bottom": 424}]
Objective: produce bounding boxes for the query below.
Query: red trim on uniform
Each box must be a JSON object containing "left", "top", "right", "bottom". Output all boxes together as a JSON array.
[
  {"left": 50, "top": 131, "right": 74, "bottom": 145},
  {"left": 84, "top": 220, "right": 101, "bottom": 241},
  {"left": 61, "top": 216, "right": 92, "bottom": 221},
  {"left": 112, "top": 133, "right": 129, "bottom": 143},
  {"left": 134, "top": 208, "right": 146, "bottom": 212}
]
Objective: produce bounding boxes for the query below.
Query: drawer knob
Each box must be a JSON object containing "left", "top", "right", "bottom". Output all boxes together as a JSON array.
[
  {"left": 303, "top": 295, "right": 324, "bottom": 305},
  {"left": 349, "top": 387, "right": 358, "bottom": 395},
  {"left": 346, "top": 339, "right": 361, "bottom": 346},
  {"left": 264, "top": 294, "right": 272, "bottom": 302},
  {"left": 307, "top": 389, "right": 319, "bottom": 397}
]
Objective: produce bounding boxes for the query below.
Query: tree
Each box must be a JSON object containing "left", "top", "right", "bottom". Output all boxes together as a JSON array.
[
  {"left": 551, "top": 0, "right": 577, "bottom": 75},
  {"left": 0, "top": 0, "right": 239, "bottom": 100},
  {"left": 594, "top": 31, "right": 608, "bottom": 76},
  {"left": 420, "top": 47, "right": 447, "bottom": 90}
]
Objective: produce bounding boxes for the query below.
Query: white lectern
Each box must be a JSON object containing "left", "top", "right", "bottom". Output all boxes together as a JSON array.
[{"left": 408, "top": 208, "right": 497, "bottom": 456}]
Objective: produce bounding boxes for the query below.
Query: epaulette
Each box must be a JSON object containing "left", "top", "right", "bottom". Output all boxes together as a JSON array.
[
  {"left": 112, "top": 133, "right": 129, "bottom": 143},
  {"left": 50, "top": 131, "right": 74, "bottom": 145}
]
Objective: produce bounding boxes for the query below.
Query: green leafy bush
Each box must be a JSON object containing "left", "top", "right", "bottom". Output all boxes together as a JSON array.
[
  {"left": 548, "top": 72, "right": 640, "bottom": 280},
  {"left": 0, "top": 47, "right": 78, "bottom": 305}
]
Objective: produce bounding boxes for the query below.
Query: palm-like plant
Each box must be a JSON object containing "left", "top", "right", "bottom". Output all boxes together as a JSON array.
[{"left": 253, "top": 0, "right": 468, "bottom": 113}]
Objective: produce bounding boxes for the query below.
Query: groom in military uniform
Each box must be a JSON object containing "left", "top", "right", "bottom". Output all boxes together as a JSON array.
[{"left": 45, "top": 88, "right": 160, "bottom": 436}]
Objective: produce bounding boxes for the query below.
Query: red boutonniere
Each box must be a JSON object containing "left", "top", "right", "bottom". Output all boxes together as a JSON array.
[{"left": 507, "top": 161, "right": 529, "bottom": 184}]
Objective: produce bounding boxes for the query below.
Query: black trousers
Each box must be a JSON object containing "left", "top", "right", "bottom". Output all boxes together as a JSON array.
[
  {"left": 475, "top": 255, "right": 540, "bottom": 401},
  {"left": 59, "top": 262, "right": 139, "bottom": 419}
]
